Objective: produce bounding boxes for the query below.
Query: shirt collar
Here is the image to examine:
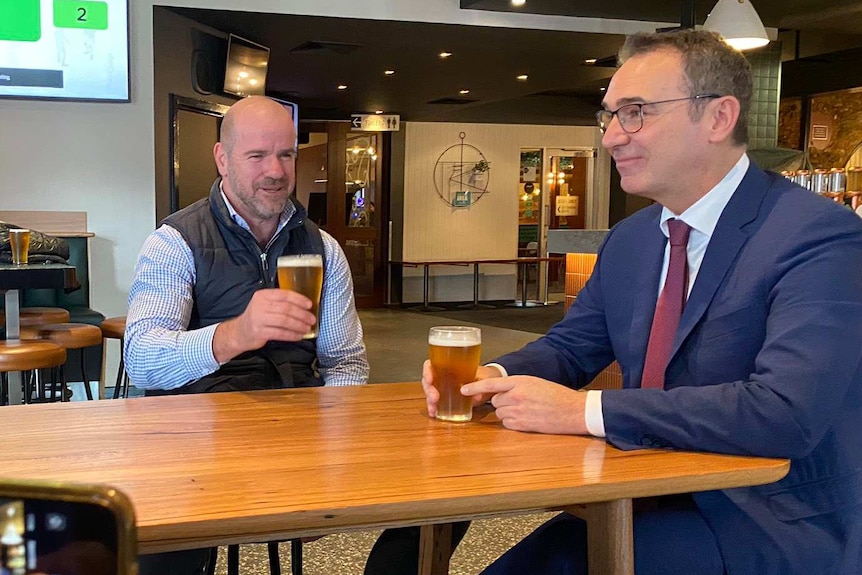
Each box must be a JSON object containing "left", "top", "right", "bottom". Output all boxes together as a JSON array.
[
  {"left": 218, "top": 179, "right": 295, "bottom": 236},
  {"left": 659, "top": 153, "right": 749, "bottom": 239}
]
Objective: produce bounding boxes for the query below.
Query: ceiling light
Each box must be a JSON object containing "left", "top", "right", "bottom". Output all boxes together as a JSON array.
[
  {"left": 337, "top": 84, "right": 347, "bottom": 90},
  {"left": 439, "top": 52, "right": 452, "bottom": 58},
  {"left": 584, "top": 58, "right": 597, "bottom": 65},
  {"left": 384, "top": 70, "right": 395, "bottom": 76},
  {"left": 459, "top": 89, "right": 470, "bottom": 95},
  {"left": 703, "top": 0, "right": 769, "bottom": 51},
  {"left": 511, "top": 0, "right": 527, "bottom": 6},
  {"left": 516, "top": 74, "right": 528, "bottom": 81},
  {"left": 600, "top": 87, "right": 606, "bottom": 92},
  {"left": 375, "top": 110, "right": 384, "bottom": 114}
]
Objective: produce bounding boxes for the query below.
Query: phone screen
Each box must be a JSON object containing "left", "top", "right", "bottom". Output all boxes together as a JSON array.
[{"left": 0, "top": 497, "right": 119, "bottom": 575}]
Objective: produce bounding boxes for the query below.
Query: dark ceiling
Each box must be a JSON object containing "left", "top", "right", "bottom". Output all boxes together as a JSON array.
[{"left": 165, "top": 2, "right": 862, "bottom": 125}]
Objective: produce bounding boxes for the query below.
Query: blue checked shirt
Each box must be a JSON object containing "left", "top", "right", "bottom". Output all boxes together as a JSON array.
[{"left": 125, "top": 194, "right": 369, "bottom": 390}]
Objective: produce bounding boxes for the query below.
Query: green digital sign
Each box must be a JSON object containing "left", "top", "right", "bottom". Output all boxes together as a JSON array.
[
  {"left": 0, "top": 0, "right": 42, "bottom": 42},
  {"left": 54, "top": 0, "right": 108, "bottom": 30}
]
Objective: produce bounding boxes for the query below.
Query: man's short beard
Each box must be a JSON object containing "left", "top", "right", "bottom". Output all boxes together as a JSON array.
[{"left": 228, "top": 173, "right": 288, "bottom": 221}]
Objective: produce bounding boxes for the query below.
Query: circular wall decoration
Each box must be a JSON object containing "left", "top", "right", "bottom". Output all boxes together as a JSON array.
[{"left": 432, "top": 132, "right": 490, "bottom": 207}]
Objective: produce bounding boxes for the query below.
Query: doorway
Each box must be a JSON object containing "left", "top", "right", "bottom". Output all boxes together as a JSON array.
[{"left": 298, "top": 121, "right": 389, "bottom": 308}]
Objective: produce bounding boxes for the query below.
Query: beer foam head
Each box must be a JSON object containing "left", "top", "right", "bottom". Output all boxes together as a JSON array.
[
  {"left": 278, "top": 254, "right": 322, "bottom": 267},
  {"left": 429, "top": 326, "right": 481, "bottom": 345}
]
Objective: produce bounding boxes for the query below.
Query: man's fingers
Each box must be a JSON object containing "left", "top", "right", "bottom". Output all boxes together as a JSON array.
[{"left": 461, "top": 377, "right": 516, "bottom": 396}]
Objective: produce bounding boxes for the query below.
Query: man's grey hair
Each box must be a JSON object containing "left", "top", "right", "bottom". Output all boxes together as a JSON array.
[{"left": 618, "top": 29, "right": 752, "bottom": 146}]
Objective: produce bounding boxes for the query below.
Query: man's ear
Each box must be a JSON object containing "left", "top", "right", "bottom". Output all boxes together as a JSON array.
[
  {"left": 213, "top": 142, "right": 229, "bottom": 177},
  {"left": 707, "top": 96, "right": 741, "bottom": 144}
]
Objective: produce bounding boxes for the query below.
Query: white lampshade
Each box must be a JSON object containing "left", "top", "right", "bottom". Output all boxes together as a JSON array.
[{"left": 704, "top": 0, "right": 769, "bottom": 51}]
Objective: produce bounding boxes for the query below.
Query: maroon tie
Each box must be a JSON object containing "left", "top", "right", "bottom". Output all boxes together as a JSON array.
[{"left": 641, "top": 219, "right": 691, "bottom": 389}]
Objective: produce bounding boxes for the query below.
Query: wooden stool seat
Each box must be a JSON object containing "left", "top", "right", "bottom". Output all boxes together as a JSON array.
[
  {"left": 0, "top": 341, "right": 67, "bottom": 405},
  {"left": 1, "top": 307, "right": 71, "bottom": 328},
  {"left": 100, "top": 316, "right": 127, "bottom": 340},
  {"left": 0, "top": 341, "right": 66, "bottom": 372},
  {"left": 21, "top": 323, "right": 103, "bottom": 349},
  {"left": 20, "top": 323, "right": 102, "bottom": 401},
  {"left": 20, "top": 307, "right": 71, "bottom": 326}
]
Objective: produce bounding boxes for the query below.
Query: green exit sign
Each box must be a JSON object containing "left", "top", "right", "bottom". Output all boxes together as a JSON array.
[
  {"left": 54, "top": 1, "right": 109, "bottom": 30},
  {"left": 0, "top": 0, "right": 41, "bottom": 42}
]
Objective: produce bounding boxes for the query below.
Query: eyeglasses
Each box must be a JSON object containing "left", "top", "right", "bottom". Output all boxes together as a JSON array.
[{"left": 595, "top": 94, "right": 721, "bottom": 134}]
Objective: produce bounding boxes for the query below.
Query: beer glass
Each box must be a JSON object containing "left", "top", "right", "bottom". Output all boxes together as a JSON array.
[
  {"left": 277, "top": 254, "right": 323, "bottom": 339},
  {"left": 428, "top": 326, "right": 482, "bottom": 422},
  {"left": 9, "top": 229, "right": 30, "bottom": 265}
]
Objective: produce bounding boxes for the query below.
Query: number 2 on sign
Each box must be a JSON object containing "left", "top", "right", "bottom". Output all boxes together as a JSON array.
[{"left": 77, "top": 7, "right": 87, "bottom": 21}]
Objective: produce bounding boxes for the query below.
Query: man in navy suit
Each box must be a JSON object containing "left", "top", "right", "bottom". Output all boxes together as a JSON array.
[{"left": 422, "top": 29, "right": 862, "bottom": 575}]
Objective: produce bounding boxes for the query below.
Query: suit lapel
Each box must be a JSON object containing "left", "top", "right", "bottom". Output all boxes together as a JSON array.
[{"left": 670, "top": 166, "right": 769, "bottom": 358}]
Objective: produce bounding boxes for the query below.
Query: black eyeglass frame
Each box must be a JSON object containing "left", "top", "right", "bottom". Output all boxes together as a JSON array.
[{"left": 595, "top": 94, "right": 721, "bottom": 134}]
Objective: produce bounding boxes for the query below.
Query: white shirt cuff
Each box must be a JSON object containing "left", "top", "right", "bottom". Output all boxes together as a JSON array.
[
  {"left": 485, "top": 363, "right": 508, "bottom": 377},
  {"left": 584, "top": 390, "right": 606, "bottom": 438}
]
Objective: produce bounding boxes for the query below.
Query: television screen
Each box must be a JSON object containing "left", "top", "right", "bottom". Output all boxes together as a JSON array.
[
  {"left": 223, "top": 34, "right": 269, "bottom": 97},
  {"left": 270, "top": 96, "right": 299, "bottom": 137},
  {"left": 0, "top": 0, "right": 130, "bottom": 102}
]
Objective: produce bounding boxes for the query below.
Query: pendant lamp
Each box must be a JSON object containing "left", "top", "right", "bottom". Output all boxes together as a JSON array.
[{"left": 703, "top": 0, "right": 769, "bottom": 51}]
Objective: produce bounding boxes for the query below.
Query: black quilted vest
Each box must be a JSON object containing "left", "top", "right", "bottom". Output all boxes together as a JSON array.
[{"left": 149, "top": 179, "right": 325, "bottom": 395}]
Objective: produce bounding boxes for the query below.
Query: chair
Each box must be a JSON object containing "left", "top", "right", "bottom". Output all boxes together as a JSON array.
[
  {"left": 20, "top": 323, "right": 103, "bottom": 400},
  {"left": 0, "top": 341, "right": 66, "bottom": 405},
  {"left": 99, "top": 316, "right": 131, "bottom": 398},
  {"left": 206, "top": 540, "right": 303, "bottom": 575}
]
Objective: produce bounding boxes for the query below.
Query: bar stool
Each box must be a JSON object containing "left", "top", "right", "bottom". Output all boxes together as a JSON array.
[
  {"left": 20, "top": 323, "right": 103, "bottom": 401},
  {"left": 0, "top": 341, "right": 67, "bottom": 405},
  {"left": 0, "top": 307, "right": 71, "bottom": 330},
  {"left": 100, "top": 316, "right": 130, "bottom": 399},
  {"left": 20, "top": 307, "right": 71, "bottom": 326}
]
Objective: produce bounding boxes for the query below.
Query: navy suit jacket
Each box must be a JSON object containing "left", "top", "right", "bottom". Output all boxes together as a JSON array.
[{"left": 497, "top": 165, "right": 862, "bottom": 575}]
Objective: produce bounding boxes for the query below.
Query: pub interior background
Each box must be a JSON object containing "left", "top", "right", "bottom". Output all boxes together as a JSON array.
[{"left": 2, "top": 0, "right": 862, "bottom": 381}]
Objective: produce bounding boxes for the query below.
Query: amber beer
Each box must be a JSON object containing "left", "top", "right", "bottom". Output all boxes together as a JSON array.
[
  {"left": 429, "top": 326, "right": 482, "bottom": 422},
  {"left": 9, "top": 229, "right": 30, "bottom": 265},
  {"left": 277, "top": 255, "right": 323, "bottom": 339}
]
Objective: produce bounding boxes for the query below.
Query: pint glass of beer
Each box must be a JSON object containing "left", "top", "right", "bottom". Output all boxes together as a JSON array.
[
  {"left": 9, "top": 229, "right": 30, "bottom": 265},
  {"left": 428, "top": 326, "right": 481, "bottom": 422},
  {"left": 277, "top": 254, "right": 323, "bottom": 339}
]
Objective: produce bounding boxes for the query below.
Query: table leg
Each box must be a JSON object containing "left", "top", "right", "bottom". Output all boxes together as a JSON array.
[
  {"left": 4, "top": 290, "right": 23, "bottom": 406},
  {"left": 507, "top": 262, "right": 542, "bottom": 308},
  {"left": 457, "top": 263, "right": 494, "bottom": 310},
  {"left": 408, "top": 265, "right": 443, "bottom": 312},
  {"left": 418, "top": 523, "right": 452, "bottom": 575},
  {"left": 569, "top": 499, "right": 634, "bottom": 575}
]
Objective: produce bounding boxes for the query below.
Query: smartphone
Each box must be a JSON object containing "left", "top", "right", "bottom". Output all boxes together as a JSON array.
[{"left": 0, "top": 479, "right": 137, "bottom": 575}]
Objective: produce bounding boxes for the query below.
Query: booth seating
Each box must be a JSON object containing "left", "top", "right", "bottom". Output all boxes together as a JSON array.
[
  {"left": 0, "top": 340, "right": 66, "bottom": 405},
  {"left": 100, "top": 316, "right": 131, "bottom": 399},
  {"left": 20, "top": 323, "right": 103, "bottom": 400},
  {"left": 565, "top": 252, "right": 623, "bottom": 390}
]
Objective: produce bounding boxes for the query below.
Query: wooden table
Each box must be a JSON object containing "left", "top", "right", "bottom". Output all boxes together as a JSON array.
[
  {"left": 0, "top": 383, "right": 789, "bottom": 575},
  {"left": 0, "top": 262, "right": 77, "bottom": 404}
]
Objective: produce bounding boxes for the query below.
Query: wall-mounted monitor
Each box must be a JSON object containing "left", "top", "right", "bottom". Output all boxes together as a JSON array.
[
  {"left": 223, "top": 34, "right": 269, "bottom": 98},
  {"left": 0, "top": 0, "right": 130, "bottom": 102}
]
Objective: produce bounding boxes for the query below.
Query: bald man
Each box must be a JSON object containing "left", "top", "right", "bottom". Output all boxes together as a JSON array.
[{"left": 126, "top": 97, "right": 369, "bottom": 574}]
